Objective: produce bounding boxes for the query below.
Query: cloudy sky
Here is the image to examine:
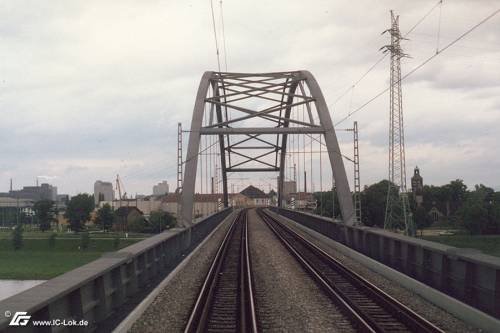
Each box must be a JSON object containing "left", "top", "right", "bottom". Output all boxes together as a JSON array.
[{"left": 0, "top": 0, "right": 499, "bottom": 196}]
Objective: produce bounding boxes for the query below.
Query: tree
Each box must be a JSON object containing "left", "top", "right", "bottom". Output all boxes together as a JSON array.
[
  {"left": 65, "top": 194, "right": 95, "bottom": 232},
  {"left": 149, "top": 210, "right": 176, "bottom": 233},
  {"left": 414, "top": 206, "right": 432, "bottom": 236},
  {"left": 422, "top": 180, "right": 468, "bottom": 220},
  {"left": 361, "top": 180, "right": 399, "bottom": 227},
  {"left": 489, "top": 198, "right": 500, "bottom": 234},
  {"left": 443, "top": 179, "right": 467, "bottom": 212},
  {"left": 127, "top": 215, "right": 148, "bottom": 233},
  {"left": 33, "top": 200, "right": 57, "bottom": 232},
  {"left": 95, "top": 204, "right": 115, "bottom": 232},
  {"left": 12, "top": 224, "right": 23, "bottom": 250},
  {"left": 458, "top": 184, "right": 494, "bottom": 234},
  {"left": 313, "top": 190, "right": 340, "bottom": 218}
]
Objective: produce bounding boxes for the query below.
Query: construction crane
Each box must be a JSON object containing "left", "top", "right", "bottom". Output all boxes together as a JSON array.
[
  {"left": 115, "top": 174, "right": 130, "bottom": 236},
  {"left": 115, "top": 174, "right": 127, "bottom": 203}
]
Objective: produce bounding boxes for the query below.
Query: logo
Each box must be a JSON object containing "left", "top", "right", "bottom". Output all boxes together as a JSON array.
[{"left": 9, "top": 312, "right": 31, "bottom": 326}]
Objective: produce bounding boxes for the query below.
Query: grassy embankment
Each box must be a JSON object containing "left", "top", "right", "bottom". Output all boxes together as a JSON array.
[
  {"left": 0, "top": 231, "right": 147, "bottom": 279},
  {"left": 422, "top": 234, "right": 500, "bottom": 258}
]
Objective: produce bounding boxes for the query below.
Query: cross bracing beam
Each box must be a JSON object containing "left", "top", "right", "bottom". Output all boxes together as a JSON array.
[
  {"left": 181, "top": 71, "right": 355, "bottom": 228},
  {"left": 227, "top": 134, "right": 278, "bottom": 149},
  {"left": 200, "top": 127, "right": 324, "bottom": 135},
  {"left": 204, "top": 99, "right": 317, "bottom": 128},
  {"left": 227, "top": 167, "right": 279, "bottom": 172}
]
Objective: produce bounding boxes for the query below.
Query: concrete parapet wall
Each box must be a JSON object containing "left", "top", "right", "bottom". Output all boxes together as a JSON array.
[
  {"left": 271, "top": 207, "right": 500, "bottom": 320},
  {"left": 0, "top": 208, "right": 232, "bottom": 332}
]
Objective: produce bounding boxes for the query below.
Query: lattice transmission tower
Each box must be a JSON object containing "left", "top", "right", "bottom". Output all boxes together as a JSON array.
[{"left": 382, "top": 11, "right": 415, "bottom": 236}]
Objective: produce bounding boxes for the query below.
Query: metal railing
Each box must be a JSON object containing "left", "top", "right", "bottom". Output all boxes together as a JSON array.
[{"left": 271, "top": 207, "right": 500, "bottom": 320}]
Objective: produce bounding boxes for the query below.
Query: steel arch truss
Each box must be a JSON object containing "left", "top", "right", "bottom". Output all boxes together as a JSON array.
[{"left": 181, "top": 71, "right": 354, "bottom": 227}]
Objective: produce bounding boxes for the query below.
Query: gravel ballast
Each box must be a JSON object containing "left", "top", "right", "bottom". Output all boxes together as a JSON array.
[
  {"left": 272, "top": 211, "right": 481, "bottom": 333},
  {"left": 248, "top": 209, "right": 355, "bottom": 333},
  {"left": 128, "top": 214, "right": 234, "bottom": 333}
]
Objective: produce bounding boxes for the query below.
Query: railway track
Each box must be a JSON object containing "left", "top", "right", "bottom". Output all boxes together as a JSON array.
[
  {"left": 185, "top": 209, "right": 258, "bottom": 333},
  {"left": 258, "top": 208, "right": 444, "bottom": 333}
]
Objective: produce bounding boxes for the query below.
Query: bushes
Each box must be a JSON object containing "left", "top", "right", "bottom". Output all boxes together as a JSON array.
[
  {"left": 126, "top": 210, "right": 177, "bottom": 234},
  {"left": 149, "top": 210, "right": 177, "bottom": 232}
]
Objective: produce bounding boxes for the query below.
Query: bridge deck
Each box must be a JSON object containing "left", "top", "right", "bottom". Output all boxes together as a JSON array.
[{"left": 127, "top": 209, "right": 476, "bottom": 333}]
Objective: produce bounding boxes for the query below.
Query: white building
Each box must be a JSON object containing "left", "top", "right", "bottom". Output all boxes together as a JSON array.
[
  {"left": 94, "top": 181, "right": 114, "bottom": 205},
  {"left": 153, "top": 181, "right": 169, "bottom": 196}
]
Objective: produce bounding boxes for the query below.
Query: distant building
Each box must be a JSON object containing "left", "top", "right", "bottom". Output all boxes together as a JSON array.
[
  {"left": 57, "top": 194, "right": 70, "bottom": 204},
  {"left": 0, "top": 197, "right": 34, "bottom": 208},
  {"left": 0, "top": 197, "right": 35, "bottom": 226},
  {"left": 240, "top": 185, "right": 269, "bottom": 206},
  {"left": 102, "top": 185, "right": 271, "bottom": 221},
  {"left": 153, "top": 181, "right": 169, "bottom": 196},
  {"left": 8, "top": 183, "right": 57, "bottom": 201},
  {"left": 94, "top": 181, "right": 114, "bottom": 205},
  {"left": 411, "top": 166, "right": 424, "bottom": 206}
]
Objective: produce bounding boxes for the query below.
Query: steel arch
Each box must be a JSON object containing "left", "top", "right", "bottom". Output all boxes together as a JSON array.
[{"left": 181, "top": 71, "right": 354, "bottom": 227}]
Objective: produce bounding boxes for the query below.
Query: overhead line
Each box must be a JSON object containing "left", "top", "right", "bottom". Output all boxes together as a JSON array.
[
  {"left": 219, "top": 0, "right": 228, "bottom": 71},
  {"left": 329, "top": 0, "right": 443, "bottom": 108},
  {"left": 334, "top": 7, "right": 500, "bottom": 126},
  {"left": 209, "top": 0, "right": 222, "bottom": 72},
  {"left": 406, "top": 0, "right": 443, "bottom": 36}
]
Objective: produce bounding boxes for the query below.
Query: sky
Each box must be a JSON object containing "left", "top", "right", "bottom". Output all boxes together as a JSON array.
[{"left": 0, "top": 0, "right": 499, "bottom": 196}]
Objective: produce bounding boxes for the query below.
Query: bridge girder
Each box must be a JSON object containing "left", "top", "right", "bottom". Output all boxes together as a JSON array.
[{"left": 181, "top": 71, "right": 354, "bottom": 227}]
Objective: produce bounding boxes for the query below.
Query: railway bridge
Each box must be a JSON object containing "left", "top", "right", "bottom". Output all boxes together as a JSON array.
[{"left": 1, "top": 72, "right": 500, "bottom": 333}]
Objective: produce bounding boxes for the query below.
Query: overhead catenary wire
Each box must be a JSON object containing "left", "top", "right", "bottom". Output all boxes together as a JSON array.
[
  {"left": 334, "top": 7, "right": 500, "bottom": 127},
  {"left": 219, "top": 0, "right": 228, "bottom": 71},
  {"left": 209, "top": 0, "right": 222, "bottom": 72},
  {"left": 436, "top": 0, "right": 443, "bottom": 54}
]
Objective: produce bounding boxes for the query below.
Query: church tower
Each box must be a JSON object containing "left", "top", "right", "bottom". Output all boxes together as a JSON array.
[{"left": 411, "top": 166, "right": 423, "bottom": 206}]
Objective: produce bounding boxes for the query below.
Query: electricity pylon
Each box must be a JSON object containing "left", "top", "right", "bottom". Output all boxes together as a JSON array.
[{"left": 382, "top": 11, "right": 415, "bottom": 236}]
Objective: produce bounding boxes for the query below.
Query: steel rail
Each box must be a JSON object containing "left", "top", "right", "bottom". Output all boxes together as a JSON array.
[
  {"left": 258, "top": 209, "right": 444, "bottom": 333},
  {"left": 184, "top": 209, "right": 258, "bottom": 333}
]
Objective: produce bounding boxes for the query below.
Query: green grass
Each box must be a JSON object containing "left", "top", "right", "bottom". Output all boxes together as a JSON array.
[
  {"left": 0, "top": 237, "right": 142, "bottom": 280},
  {"left": 422, "top": 235, "right": 500, "bottom": 258},
  {"left": 0, "top": 251, "right": 102, "bottom": 280},
  {"left": 0, "top": 230, "right": 152, "bottom": 239}
]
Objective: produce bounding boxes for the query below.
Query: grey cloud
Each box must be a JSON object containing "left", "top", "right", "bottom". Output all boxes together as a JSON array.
[{"left": 0, "top": 0, "right": 499, "bottom": 195}]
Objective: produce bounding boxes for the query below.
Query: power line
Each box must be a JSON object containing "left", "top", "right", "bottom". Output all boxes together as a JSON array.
[
  {"left": 334, "top": 7, "right": 500, "bottom": 127},
  {"left": 209, "top": 0, "right": 222, "bottom": 72},
  {"left": 329, "top": 0, "right": 444, "bottom": 109},
  {"left": 219, "top": 0, "right": 228, "bottom": 71},
  {"left": 435, "top": 0, "right": 443, "bottom": 54},
  {"left": 406, "top": 0, "right": 443, "bottom": 36}
]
